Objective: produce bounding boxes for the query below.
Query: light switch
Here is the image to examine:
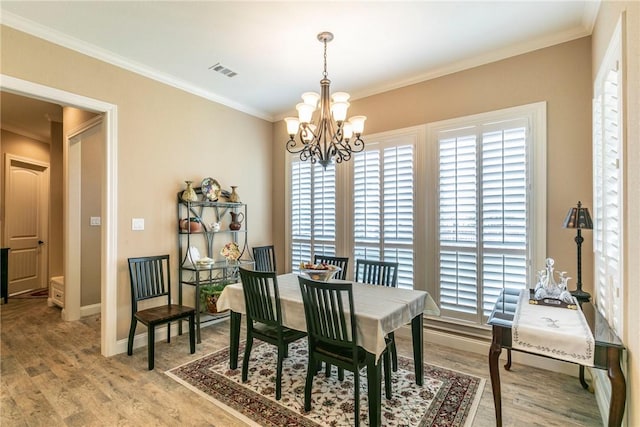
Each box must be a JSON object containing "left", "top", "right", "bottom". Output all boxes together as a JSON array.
[
  {"left": 132, "top": 218, "right": 145, "bottom": 231},
  {"left": 90, "top": 216, "right": 101, "bottom": 226}
]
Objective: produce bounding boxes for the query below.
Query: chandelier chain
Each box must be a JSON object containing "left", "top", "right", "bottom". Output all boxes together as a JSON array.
[{"left": 323, "top": 38, "right": 328, "bottom": 78}]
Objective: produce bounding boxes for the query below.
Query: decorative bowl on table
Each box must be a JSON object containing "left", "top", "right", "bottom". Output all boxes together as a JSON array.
[{"left": 299, "top": 263, "right": 341, "bottom": 282}]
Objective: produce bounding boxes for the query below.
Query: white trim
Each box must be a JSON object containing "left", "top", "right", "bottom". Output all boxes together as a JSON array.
[
  {"left": 0, "top": 74, "right": 120, "bottom": 358},
  {"left": 1, "top": 11, "right": 271, "bottom": 122},
  {"left": 80, "top": 302, "right": 101, "bottom": 317}
]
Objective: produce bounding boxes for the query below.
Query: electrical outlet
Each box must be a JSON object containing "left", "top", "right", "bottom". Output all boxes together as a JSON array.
[
  {"left": 132, "top": 218, "right": 145, "bottom": 231},
  {"left": 90, "top": 216, "right": 101, "bottom": 226}
]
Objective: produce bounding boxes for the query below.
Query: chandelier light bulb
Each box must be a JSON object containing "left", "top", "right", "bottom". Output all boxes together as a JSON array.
[
  {"left": 331, "top": 101, "right": 350, "bottom": 122},
  {"left": 331, "top": 92, "right": 350, "bottom": 103},
  {"left": 343, "top": 122, "right": 354, "bottom": 140},
  {"left": 296, "top": 102, "right": 315, "bottom": 124},
  {"left": 349, "top": 116, "right": 367, "bottom": 134},
  {"left": 301, "top": 92, "right": 320, "bottom": 108},
  {"left": 284, "top": 117, "right": 300, "bottom": 136}
]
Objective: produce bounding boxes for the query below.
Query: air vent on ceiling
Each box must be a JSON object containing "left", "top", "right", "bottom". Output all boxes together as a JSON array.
[{"left": 209, "top": 63, "right": 237, "bottom": 78}]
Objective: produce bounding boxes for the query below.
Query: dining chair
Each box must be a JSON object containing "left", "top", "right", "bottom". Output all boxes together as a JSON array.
[
  {"left": 313, "top": 254, "right": 349, "bottom": 280},
  {"left": 355, "top": 259, "right": 400, "bottom": 371},
  {"left": 298, "top": 276, "right": 392, "bottom": 426},
  {"left": 238, "top": 267, "right": 306, "bottom": 400},
  {"left": 127, "top": 255, "right": 196, "bottom": 370},
  {"left": 313, "top": 254, "right": 350, "bottom": 378},
  {"left": 252, "top": 245, "right": 276, "bottom": 272}
]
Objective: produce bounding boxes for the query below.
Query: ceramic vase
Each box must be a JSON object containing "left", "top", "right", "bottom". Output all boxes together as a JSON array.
[
  {"left": 181, "top": 180, "right": 198, "bottom": 202},
  {"left": 229, "top": 186, "right": 240, "bottom": 203}
]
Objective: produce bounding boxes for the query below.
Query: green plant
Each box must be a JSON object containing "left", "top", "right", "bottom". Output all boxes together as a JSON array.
[{"left": 199, "top": 281, "right": 230, "bottom": 313}]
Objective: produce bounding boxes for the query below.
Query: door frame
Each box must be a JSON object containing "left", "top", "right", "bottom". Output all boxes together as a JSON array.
[
  {"left": 1, "top": 74, "right": 119, "bottom": 357},
  {"left": 3, "top": 154, "right": 50, "bottom": 291}
]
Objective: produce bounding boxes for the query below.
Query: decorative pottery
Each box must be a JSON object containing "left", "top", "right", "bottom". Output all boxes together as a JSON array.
[
  {"left": 229, "top": 186, "right": 240, "bottom": 203},
  {"left": 181, "top": 180, "right": 198, "bottom": 202},
  {"left": 205, "top": 293, "right": 228, "bottom": 314},
  {"left": 211, "top": 222, "right": 221, "bottom": 232},
  {"left": 229, "top": 211, "right": 244, "bottom": 230},
  {"left": 179, "top": 217, "right": 204, "bottom": 232}
]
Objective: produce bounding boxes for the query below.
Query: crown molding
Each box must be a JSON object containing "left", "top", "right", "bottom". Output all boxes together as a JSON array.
[
  {"left": 349, "top": 25, "right": 593, "bottom": 104},
  {"left": 1, "top": 123, "right": 50, "bottom": 143},
  {"left": 0, "top": 12, "right": 273, "bottom": 122}
]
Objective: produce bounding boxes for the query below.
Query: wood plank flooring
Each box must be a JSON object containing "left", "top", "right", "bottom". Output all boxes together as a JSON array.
[{"left": 1, "top": 298, "right": 603, "bottom": 426}]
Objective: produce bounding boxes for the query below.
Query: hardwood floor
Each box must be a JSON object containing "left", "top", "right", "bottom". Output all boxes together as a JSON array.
[{"left": 1, "top": 298, "right": 603, "bottom": 426}]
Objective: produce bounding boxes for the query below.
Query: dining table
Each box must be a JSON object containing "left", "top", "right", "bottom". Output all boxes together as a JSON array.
[{"left": 216, "top": 272, "right": 440, "bottom": 426}]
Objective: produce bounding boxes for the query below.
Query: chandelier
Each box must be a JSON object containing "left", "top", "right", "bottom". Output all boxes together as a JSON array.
[{"left": 284, "top": 31, "right": 366, "bottom": 168}]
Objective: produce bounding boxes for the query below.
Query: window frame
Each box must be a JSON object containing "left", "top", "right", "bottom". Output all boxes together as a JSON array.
[{"left": 427, "top": 102, "right": 547, "bottom": 326}]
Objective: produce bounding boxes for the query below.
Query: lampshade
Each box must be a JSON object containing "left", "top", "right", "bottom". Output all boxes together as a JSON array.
[{"left": 562, "top": 201, "right": 593, "bottom": 229}]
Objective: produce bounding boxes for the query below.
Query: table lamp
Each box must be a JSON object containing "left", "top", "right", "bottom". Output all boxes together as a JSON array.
[{"left": 562, "top": 201, "right": 593, "bottom": 302}]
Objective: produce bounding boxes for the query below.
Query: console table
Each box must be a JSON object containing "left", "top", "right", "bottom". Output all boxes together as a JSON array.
[{"left": 488, "top": 288, "right": 626, "bottom": 427}]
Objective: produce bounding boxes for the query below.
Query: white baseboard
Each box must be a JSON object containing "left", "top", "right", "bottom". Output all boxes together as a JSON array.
[
  {"left": 80, "top": 303, "right": 101, "bottom": 317},
  {"left": 114, "top": 316, "right": 229, "bottom": 355}
]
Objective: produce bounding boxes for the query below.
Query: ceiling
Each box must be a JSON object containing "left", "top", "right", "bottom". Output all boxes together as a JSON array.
[{"left": 1, "top": 1, "right": 598, "bottom": 130}]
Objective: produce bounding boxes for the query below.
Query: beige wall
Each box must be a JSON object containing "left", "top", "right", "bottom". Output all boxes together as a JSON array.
[
  {"left": 274, "top": 36, "right": 594, "bottom": 295},
  {"left": 1, "top": 25, "right": 273, "bottom": 339},
  {"left": 593, "top": 2, "right": 640, "bottom": 425}
]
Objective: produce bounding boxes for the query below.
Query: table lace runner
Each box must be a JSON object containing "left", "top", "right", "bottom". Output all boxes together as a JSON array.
[{"left": 512, "top": 290, "right": 594, "bottom": 366}]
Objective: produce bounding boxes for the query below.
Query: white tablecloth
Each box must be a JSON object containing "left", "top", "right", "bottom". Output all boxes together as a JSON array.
[
  {"left": 512, "top": 290, "right": 595, "bottom": 366},
  {"left": 217, "top": 273, "right": 439, "bottom": 359}
]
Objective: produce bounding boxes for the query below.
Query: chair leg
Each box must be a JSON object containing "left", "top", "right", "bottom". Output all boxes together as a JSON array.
[
  {"left": 242, "top": 334, "right": 253, "bottom": 383},
  {"left": 389, "top": 331, "right": 398, "bottom": 372},
  {"left": 353, "top": 367, "right": 360, "bottom": 427},
  {"left": 304, "top": 354, "right": 315, "bottom": 412},
  {"left": 188, "top": 314, "right": 196, "bottom": 354},
  {"left": 325, "top": 362, "right": 332, "bottom": 377},
  {"left": 127, "top": 318, "right": 137, "bottom": 356},
  {"left": 338, "top": 367, "right": 344, "bottom": 381},
  {"left": 147, "top": 324, "right": 155, "bottom": 370},
  {"left": 167, "top": 321, "right": 171, "bottom": 343},
  {"left": 383, "top": 350, "right": 392, "bottom": 399},
  {"left": 276, "top": 347, "right": 284, "bottom": 400}
]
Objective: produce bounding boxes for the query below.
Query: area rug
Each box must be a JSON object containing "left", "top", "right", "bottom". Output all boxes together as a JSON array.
[
  {"left": 166, "top": 340, "right": 484, "bottom": 426},
  {"left": 12, "top": 288, "right": 48, "bottom": 298}
]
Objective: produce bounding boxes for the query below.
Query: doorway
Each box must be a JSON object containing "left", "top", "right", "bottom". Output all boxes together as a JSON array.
[
  {"left": 1, "top": 74, "right": 119, "bottom": 357},
  {"left": 3, "top": 155, "right": 49, "bottom": 294}
]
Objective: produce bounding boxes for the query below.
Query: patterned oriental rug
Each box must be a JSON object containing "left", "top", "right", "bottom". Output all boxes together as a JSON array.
[{"left": 166, "top": 340, "right": 484, "bottom": 427}]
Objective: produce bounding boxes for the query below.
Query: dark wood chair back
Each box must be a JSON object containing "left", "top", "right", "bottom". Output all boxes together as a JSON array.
[
  {"left": 127, "top": 255, "right": 195, "bottom": 370},
  {"left": 298, "top": 277, "right": 357, "bottom": 356},
  {"left": 252, "top": 245, "right": 276, "bottom": 272},
  {"left": 239, "top": 267, "right": 282, "bottom": 328},
  {"left": 313, "top": 254, "right": 349, "bottom": 280},
  {"left": 355, "top": 259, "right": 399, "bottom": 287},
  {"left": 129, "top": 254, "right": 172, "bottom": 309}
]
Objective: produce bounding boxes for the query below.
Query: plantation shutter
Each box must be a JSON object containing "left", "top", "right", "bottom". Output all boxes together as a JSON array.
[
  {"left": 290, "top": 160, "right": 336, "bottom": 271},
  {"left": 354, "top": 143, "right": 414, "bottom": 289},
  {"left": 438, "top": 119, "right": 529, "bottom": 322},
  {"left": 593, "top": 41, "right": 623, "bottom": 334}
]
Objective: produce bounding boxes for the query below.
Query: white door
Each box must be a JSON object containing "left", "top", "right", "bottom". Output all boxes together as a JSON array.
[{"left": 4, "top": 155, "right": 50, "bottom": 294}]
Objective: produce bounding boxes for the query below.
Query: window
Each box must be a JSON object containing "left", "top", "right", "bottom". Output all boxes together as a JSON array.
[
  {"left": 290, "top": 161, "right": 336, "bottom": 272},
  {"left": 593, "top": 20, "right": 623, "bottom": 335},
  {"left": 429, "top": 103, "right": 546, "bottom": 325},
  {"left": 354, "top": 142, "right": 415, "bottom": 289},
  {"left": 288, "top": 128, "right": 419, "bottom": 286}
]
